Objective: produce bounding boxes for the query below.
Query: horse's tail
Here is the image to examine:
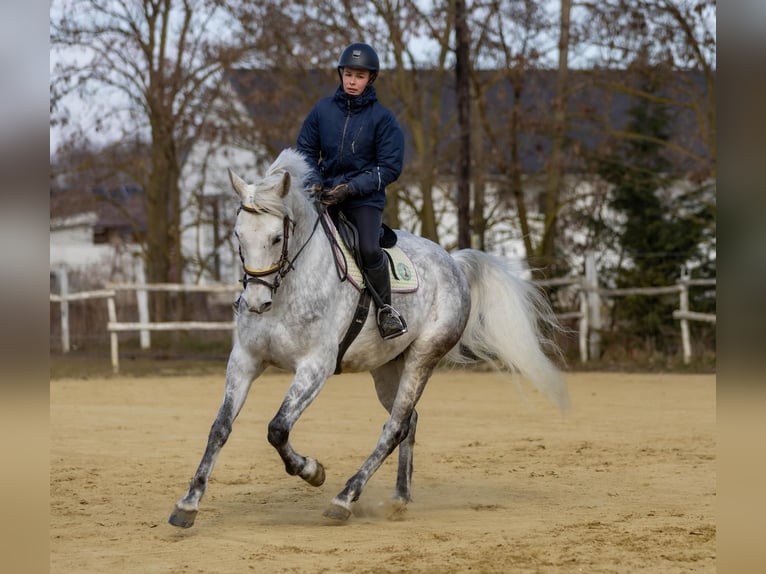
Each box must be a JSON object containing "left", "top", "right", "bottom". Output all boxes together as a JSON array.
[{"left": 446, "top": 249, "right": 571, "bottom": 413}]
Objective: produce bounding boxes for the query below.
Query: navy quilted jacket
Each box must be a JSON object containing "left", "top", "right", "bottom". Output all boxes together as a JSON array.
[{"left": 296, "top": 84, "right": 404, "bottom": 210}]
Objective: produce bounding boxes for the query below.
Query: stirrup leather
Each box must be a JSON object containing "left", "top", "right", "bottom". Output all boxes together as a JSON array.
[{"left": 377, "top": 305, "right": 408, "bottom": 340}]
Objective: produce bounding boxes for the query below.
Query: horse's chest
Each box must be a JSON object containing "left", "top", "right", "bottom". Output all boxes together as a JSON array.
[{"left": 239, "top": 312, "right": 335, "bottom": 365}]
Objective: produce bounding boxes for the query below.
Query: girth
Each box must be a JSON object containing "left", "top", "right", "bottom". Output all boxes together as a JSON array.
[{"left": 334, "top": 289, "right": 372, "bottom": 374}]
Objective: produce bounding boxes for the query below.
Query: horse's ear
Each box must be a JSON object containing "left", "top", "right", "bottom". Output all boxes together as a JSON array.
[
  {"left": 280, "top": 171, "right": 290, "bottom": 198},
  {"left": 228, "top": 168, "right": 249, "bottom": 200}
]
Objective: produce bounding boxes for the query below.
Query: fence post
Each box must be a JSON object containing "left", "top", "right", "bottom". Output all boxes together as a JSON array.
[
  {"left": 56, "top": 268, "right": 70, "bottom": 353},
  {"left": 107, "top": 295, "right": 120, "bottom": 375},
  {"left": 679, "top": 266, "right": 691, "bottom": 365},
  {"left": 585, "top": 252, "right": 602, "bottom": 360},
  {"left": 134, "top": 255, "right": 151, "bottom": 350},
  {"left": 578, "top": 285, "right": 588, "bottom": 363}
]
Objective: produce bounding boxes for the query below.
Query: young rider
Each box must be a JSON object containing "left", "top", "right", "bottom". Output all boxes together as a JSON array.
[{"left": 296, "top": 42, "right": 407, "bottom": 340}]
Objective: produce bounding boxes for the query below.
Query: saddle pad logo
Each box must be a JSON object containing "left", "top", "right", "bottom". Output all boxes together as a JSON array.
[{"left": 396, "top": 262, "right": 413, "bottom": 281}]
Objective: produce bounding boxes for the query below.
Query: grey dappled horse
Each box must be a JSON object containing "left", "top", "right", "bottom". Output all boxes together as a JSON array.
[{"left": 169, "top": 148, "right": 570, "bottom": 528}]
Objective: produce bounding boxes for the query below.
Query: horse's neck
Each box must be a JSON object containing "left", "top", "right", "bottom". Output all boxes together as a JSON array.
[{"left": 283, "top": 201, "right": 335, "bottom": 296}]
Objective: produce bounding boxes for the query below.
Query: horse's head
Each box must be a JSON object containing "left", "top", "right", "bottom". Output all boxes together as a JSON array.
[
  {"left": 228, "top": 149, "right": 314, "bottom": 314},
  {"left": 229, "top": 167, "right": 292, "bottom": 314}
]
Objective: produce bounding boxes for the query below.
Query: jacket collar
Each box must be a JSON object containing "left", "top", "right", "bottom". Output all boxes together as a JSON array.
[{"left": 333, "top": 84, "right": 377, "bottom": 111}]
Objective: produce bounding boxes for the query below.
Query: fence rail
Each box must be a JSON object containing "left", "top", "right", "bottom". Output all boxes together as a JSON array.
[
  {"left": 49, "top": 289, "right": 117, "bottom": 303},
  {"left": 672, "top": 310, "right": 716, "bottom": 324},
  {"left": 597, "top": 285, "right": 682, "bottom": 296},
  {"left": 101, "top": 282, "right": 242, "bottom": 374}
]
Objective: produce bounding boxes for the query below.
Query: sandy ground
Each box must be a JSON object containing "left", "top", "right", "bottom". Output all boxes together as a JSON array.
[{"left": 50, "top": 370, "right": 715, "bottom": 573}]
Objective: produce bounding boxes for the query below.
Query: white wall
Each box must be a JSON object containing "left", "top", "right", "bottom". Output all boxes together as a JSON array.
[{"left": 50, "top": 212, "right": 142, "bottom": 288}]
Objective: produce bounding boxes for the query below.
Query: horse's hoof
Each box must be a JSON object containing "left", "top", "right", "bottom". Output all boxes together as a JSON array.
[
  {"left": 323, "top": 503, "right": 352, "bottom": 523},
  {"left": 300, "top": 458, "right": 326, "bottom": 487},
  {"left": 168, "top": 506, "right": 198, "bottom": 528}
]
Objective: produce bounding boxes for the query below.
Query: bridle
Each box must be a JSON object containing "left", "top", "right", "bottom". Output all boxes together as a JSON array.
[{"left": 236, "top": 202, "right": 322, "bottom": 293}]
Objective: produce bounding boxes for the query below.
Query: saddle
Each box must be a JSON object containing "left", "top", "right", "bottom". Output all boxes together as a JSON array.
[
  {"left": 328, "top": 211, "right": 419, "bottom": 293},
  {"left": 319, "top": 210, "right": 419, "bottom": 375}
]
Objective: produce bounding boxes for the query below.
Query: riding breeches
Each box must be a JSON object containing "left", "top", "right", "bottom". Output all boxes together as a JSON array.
[{"left": 338, "top": 205, "right": 385, "bottom": 270}]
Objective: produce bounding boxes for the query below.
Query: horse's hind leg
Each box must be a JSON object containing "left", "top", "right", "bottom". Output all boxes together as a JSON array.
[
  {"left": 168, "top": 351, "right": 263, "bottom": 528},
  {"left": 324, "top": 358, "right": 433, "bottom": 522},
  {"left": 372, "top": 360, "right": 417, "bottom": 506},
  {"left": 394, "top": 410, "right": 417, "bottom": 505}
]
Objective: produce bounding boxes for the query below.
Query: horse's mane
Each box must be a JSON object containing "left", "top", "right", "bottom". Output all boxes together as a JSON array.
[
  {"left": 243, "top": 149, "right": 313, "bottom": 219},
  {"left": 266, "top": 148, "right": 311, "bottom": 187}
]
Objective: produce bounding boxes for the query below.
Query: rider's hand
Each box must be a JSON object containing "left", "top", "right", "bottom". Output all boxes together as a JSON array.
[
  {"left": 320, "top": 183, "right": 352, "bottom": 205},
  {"left": 309, "top": 183, "right": 323, "bottom": 196}
]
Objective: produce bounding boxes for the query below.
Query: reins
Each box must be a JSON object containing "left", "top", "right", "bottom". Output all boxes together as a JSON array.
[
  {"left": 237, "top": 202, "right": 323, "bottom": 293},
  {"left": 317, "top": 208, "right": 352, "bottom": 283}
]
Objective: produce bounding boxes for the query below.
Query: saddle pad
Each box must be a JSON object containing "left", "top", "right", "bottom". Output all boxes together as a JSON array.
[{"left": 325, "top": 213, "right": 419, "bottom": 293}]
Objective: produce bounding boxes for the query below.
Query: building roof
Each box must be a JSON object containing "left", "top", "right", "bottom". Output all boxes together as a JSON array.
[
  {"left": 227, "top": 67, "right": 713, "bottom": 178},
  {"left": 50, "top": 184, "right": 147, "bottom": 239}
]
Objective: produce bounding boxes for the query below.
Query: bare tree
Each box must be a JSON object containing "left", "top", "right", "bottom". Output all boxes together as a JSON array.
[
  {"left": 373, "top": 0, "right": 456, "bottom": 244},
  {"left": 582, "top": 0, "right": 715, "bottom": 180},
  {"left": 471, "top": 0, "right": 553, "bottom": 257},
  {"left": 51, "top": 0, "right": 264, "bottom": 319}
]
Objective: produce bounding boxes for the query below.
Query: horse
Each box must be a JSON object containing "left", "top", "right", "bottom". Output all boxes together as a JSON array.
[{"left": 168, "top": 148, "right": 570, "bottom": 528}]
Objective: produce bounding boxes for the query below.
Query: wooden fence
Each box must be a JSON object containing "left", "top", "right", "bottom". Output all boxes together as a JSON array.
[
  {"left": 103, "top": 282, "right": 242, "bottom": 374},
  {"left": 50, "top": 288, "right": 116, "bottom": 355},
  {"left": 50, "top": 267, "right": 715, "bottom": 374},
  {"left": 596, "top": 275, "right": 716, "bottom": 364}
]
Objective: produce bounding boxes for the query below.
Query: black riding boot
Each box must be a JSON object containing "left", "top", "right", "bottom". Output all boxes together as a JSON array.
[{"left": 365, "top": 258, "right": 408, "bottom": 340}]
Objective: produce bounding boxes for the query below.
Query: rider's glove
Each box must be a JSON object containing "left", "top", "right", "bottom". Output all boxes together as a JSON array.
[
  {"left": 320, "top": 183, "right": 352, "bottom": 205},
  {"left": 309, "top": 183, "right": 323, "bottom": 196}
]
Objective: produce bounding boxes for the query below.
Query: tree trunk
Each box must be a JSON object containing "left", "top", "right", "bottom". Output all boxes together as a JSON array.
[
  {"left": 455, "top": 0, "right": 472, "bottom": 249},
  {"left": 409, "top": 116, "right": 439, "bottom": 243},
  {"left": 509, "top": 79, "right": 534, "bottom": 258},
  {"left": 536, "top": 0, "right": 571, "bottom": 276},
  {"left": 419, "top": 174, "right": 439, "bottom": 243},
  {"left": 471, "top": 98, "right": 486, "bottom": 250},
  {"left": 145, "top": 125, "right": 181, "bottom": 321}
]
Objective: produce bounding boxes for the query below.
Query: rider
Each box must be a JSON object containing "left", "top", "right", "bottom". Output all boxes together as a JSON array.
[{"left": 296, "top": 42, "right": 407, "bottom": 340}]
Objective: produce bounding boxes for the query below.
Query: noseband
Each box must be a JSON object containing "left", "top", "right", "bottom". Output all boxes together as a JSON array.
[{"left": 236, "top": 202, "right": 322, "bottom": 293}]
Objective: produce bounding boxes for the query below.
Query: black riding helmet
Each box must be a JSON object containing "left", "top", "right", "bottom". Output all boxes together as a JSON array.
[{"left": 337, "top": 43, "right": 379, "bottom": 84}]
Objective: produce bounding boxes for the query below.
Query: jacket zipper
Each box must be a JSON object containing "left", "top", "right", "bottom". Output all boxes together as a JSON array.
[{"left": 338, "top": 99, "right": 351, "bottom": 174}]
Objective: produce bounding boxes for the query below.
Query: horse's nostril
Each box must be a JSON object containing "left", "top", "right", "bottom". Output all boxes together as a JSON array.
[{"left": 253, "top": 301, "right": 272, "bottom": 314}]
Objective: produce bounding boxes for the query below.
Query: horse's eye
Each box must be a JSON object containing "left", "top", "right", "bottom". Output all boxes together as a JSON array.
[{"left": 272, "top": 235, "right": 282, "bottom": 246}]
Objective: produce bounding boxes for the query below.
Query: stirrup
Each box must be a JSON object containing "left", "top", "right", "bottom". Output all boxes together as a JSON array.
[{"left": 377, "top": 305, "right": 408, "bottom": 340}]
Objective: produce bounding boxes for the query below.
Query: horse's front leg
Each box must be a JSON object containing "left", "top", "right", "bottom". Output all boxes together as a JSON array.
[
  {"left": 267, "top": 362, "right": 331, "bottom": 487},
  {"left": 168, "top": 350, "right": 264, "bottom": 528}
]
